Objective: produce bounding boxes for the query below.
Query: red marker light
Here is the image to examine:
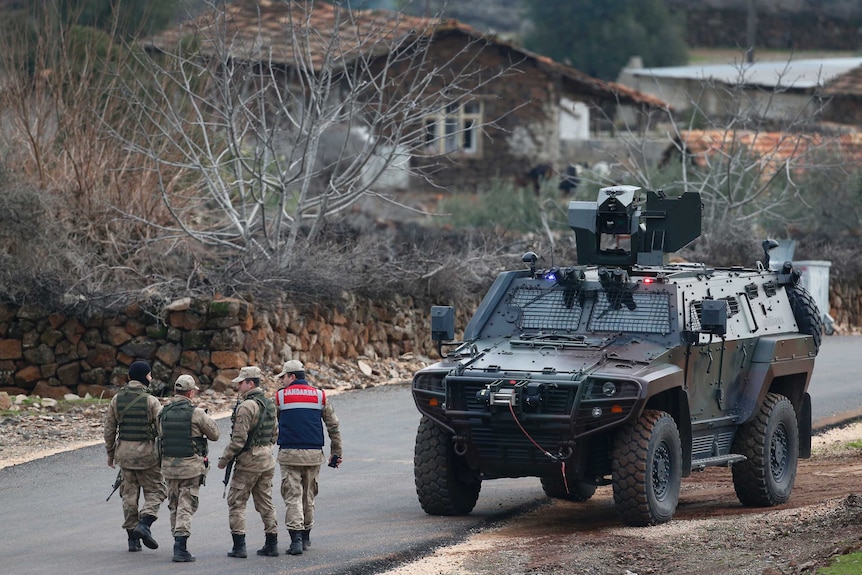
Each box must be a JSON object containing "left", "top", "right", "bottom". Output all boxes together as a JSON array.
[{"left": 643, "top": 277, "right": 654, "bottom": 284}]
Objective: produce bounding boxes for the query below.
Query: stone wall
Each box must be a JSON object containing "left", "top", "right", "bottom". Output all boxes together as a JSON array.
[
  {"left": 0, "top": 275, "right": 858, "bottom": 400},
  {"left": 830, "top": 280, "right": 862, "bottom": 331},
  {"left": 0, "top": 294, "right": 475, "bottom": 400}
]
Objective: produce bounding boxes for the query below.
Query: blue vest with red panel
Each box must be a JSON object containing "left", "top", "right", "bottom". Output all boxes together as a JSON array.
[{"left": 275, "top": 380, "right": 326, "bottom": 450}]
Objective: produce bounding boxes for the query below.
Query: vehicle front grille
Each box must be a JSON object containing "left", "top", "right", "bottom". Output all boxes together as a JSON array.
[{"left": 446, "top": 376, "right": 576, "bottom": 472}]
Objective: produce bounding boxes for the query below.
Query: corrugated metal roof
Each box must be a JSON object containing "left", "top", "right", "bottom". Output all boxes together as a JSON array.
[
  {"left": 146, "top": 0, "right": 668, "bottom": 109},
  {"left": 624, "top": 58, "right": 862, "bottom": 90}
]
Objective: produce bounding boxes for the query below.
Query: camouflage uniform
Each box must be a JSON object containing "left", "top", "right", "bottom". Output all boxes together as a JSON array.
[
  {"left": 274, "top": 359, "right": 342, "bottom": 554},
  {"left": 219, "top": 386, "right": 278, "bottom": 536},
  {"left": 276, "top": 399, "right": 342, "bottom": 532},
  {"left": 103, "top": 380, "right": 167, "bottom": 531},
  {"left": 158, "top": 395, "right": 220, "bottom": 537}
]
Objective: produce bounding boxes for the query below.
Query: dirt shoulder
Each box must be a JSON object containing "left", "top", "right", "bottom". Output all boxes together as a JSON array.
[{"left": 382, "top": 421, "right": 862, "bottom": 575}]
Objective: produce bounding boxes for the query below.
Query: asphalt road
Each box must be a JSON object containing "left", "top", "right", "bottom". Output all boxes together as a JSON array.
[
  {"left": 0, "top": 385, "right": 542, "bottom": 575},
  {"left": 808, "top": 335, "right": 862, "bottom": 426},
  {"left": 0, "top": 335, "right": 856, "bottom": 574}
]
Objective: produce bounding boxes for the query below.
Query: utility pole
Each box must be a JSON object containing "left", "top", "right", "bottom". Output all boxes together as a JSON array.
[{"left": 745, "top": 0, "right": 757, "bottom": 63}]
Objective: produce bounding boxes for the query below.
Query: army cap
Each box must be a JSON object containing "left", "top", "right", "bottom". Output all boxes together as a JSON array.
[
  {"left": 232, "top": 366, "right": 262, "bottom": 383},
  {"left": 275, "top": 359, "right": 304, "bottom": 378},
  {"left": 174, "top": 374, "right": 200, "bottom": 392}
]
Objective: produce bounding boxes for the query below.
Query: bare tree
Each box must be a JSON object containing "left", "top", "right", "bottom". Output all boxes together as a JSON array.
[
  {"left": 0, "top": 4, "right": 191, "bottom": 302},
  {"left": 584, "top": 57, "right": 859, "bottom": 263},
  {"left": 106, "top": 0, "right": 518, "bottom": 268}
]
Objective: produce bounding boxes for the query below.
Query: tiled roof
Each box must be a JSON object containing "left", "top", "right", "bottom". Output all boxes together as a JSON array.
[
  {"left": 664, "top": 129, "right": 862, "bottom": 173},
  {"left": 822, "top": 65, "right": 862, "bottom": 97},
  {"left": 146, "top": 0, "right": 667, "bottom": 109},
  {"left": 148, "top": 0, "right": 436, "bottom": 70}
]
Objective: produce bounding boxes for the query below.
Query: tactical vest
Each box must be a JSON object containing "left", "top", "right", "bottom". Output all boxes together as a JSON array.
[
  {"left": 232, "top": 392, "right": 276, "bottom": 449},
  {"left": 116, "top": 387, "right": 153, "bottom": 442},
  {"left": 159, "top": 400, "right": 207, "bottom": 458}
]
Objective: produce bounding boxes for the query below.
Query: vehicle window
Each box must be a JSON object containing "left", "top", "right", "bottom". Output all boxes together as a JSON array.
[
  {"left": 508, "top": 285, "right": 584, "bottom": 331},
  {"left": 588, "top": 291, "right": 671, "bottom": 334}
]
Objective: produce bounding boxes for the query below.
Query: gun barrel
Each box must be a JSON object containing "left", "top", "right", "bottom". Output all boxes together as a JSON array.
[{"left": 106, "top": 470, "right": 123, "bottom": 501}]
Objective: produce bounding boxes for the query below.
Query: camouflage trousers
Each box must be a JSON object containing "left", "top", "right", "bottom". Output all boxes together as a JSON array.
[
  {"left": 119, "top": 466, "right": 167, "bottom": 530},
  {"left": 227, "top": 467, "right": 277, "bottom": 535},
  {"left": 279, "top": 463, "right": 321, "bottom": 531},
  {"left": 166, "top": 476, "right": 203, "bottom": 537}
]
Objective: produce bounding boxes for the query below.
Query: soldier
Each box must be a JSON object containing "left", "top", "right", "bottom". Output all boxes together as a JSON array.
[
  {"left": 103, "top": 360, "right": 167, "bottom": 552},
  {"left": 217, "top": 366, "right": 279, "bottom": 559},
  {"left": 274, "top": 360, "right": 342, "bottom": 555},
  {"left": 158, "top": 374, "right": 220, "bottom": 562}
]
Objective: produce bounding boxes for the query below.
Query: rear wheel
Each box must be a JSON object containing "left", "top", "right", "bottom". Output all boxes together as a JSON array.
[
  {"left": 540, "top": 471, "right": 597, "bottom": 502},
  {"left": 731, "top": 393, "right": 799, "bottom": 507},
  {"left": 612, "top": 410, "right": 682, "bottom": 526},
  {"left": 414, "top": 416, "right": 481, "bottom": 515}
]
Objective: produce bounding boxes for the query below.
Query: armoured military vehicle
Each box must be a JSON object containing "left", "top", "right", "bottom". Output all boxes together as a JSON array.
[{"left": 412, "top": 185, "right": 822, "bottom": 526}]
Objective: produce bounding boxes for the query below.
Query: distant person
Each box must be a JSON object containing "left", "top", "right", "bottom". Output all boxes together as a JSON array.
[
  {"left": 218, "top": 366, "right": 279, "bottom": 558},
  {"left": 274, "top": 360, "right": 343, "bottom": 555},
  {"left": 158, "top": 374, "right": 220, "bottom": 562},
  {"left": 103, "top": 360, "right": 167, "bottom": 552},
  {"left": 558, "top": 163, "right": 582, "bottom": 194}
]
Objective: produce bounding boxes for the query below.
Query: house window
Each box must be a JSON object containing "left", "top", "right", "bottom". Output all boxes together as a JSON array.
[{"left": 423, "top": 101, "right": 482, "bottom": 154}]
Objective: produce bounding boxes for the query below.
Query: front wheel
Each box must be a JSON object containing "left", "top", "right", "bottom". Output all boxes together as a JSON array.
[
  {"left": 414, "top": 416, "right": 481, "bottom": 515},
  {"left": 612, "top": 410, "right": 682, "bottom": 526},
  {"left": 731, "top": 393, "right": 799, "bottom": 507}
]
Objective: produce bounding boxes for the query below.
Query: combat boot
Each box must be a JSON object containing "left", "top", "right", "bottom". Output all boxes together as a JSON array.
[
  {"left": 256, "top": 532, "right": 279, "bottom": 556},
  {"left": 227, "top": 533, "right": 247, "bottom": 558},
  {"left": 301, "top": 529, "right": 311, "bottom": 550},
  {"left": 172, "top": 536, "right": 195, "bottom": 562},
  {"left": 287, "top": 530, "right": 303, "bottom": 555},
  {"left": 126, "top": 529, "right": 142, "bottom": 552},
  {"left": 132, "top": 515, "right": 158, "bottom": 549}
]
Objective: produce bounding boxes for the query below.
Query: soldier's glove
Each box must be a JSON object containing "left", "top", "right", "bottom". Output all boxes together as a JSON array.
[{"left": 328, "top": 454, "right": 342, "bottom": 468}]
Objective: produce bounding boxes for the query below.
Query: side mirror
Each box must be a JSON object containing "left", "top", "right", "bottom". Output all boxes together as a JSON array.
[{"left": 431, "top": 306, "right": 455, "bottom": 342}]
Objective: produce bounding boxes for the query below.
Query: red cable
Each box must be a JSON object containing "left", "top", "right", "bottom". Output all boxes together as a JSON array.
[{"left": 508, "top": 400, "right": 570, "bottom": 494}]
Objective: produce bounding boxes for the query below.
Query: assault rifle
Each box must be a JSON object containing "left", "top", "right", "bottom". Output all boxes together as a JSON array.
[
  {"left": 223, "top": 394, "right": 242, "bottom": 498},
  {"left": 222, "top": 458, "right": 235, "bottom": 498},
  {"left": 106, "top": 469, "right": 123, "bottom": 501}
]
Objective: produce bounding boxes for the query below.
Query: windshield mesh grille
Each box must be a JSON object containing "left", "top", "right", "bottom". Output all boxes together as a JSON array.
[
  {"left": 509, "top": 286, "right": 583, "bottom": 331},
  {"left": 588, "top": 292, "right": 671, "bottom": 334}
]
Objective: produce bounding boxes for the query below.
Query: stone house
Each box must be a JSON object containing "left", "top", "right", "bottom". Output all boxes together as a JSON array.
[
  {"left": 146, "top": 0, "right": 667, "bottom": 195},
  {"left": 821, "top": 65, "right": 862, "bottom": 125}
]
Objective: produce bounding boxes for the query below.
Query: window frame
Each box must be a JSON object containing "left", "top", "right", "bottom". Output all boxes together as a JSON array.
[{"left": 422, "top": 100, "right": 483, "bottom": 156}]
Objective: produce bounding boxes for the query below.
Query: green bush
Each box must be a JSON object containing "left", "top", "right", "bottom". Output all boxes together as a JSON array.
[{"left": 436, "top": 178, "right": 558, "bottom": 233}]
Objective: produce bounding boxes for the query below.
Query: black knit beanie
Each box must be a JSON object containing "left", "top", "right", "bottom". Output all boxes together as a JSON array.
[{"left": 128, "top": 361, "right": 151, "bottom": 383}]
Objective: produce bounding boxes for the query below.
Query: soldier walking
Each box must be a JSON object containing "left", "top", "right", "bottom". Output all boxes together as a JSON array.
[
  {"left": 103, "top": 360, "right": 167, "bottom": 552},
  {"left": 217, "top": 366, "right": 279, "bottom": 558},
  {"left": 158, "top": 374, "right": 220, "bottom": 562},
  {"left": 274, "top": 360, "right": 343, "bottom": 555}
]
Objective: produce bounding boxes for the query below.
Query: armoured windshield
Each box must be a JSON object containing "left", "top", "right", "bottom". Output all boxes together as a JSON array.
[{"left": 504, "top": 282, "right": 672, "bottom": 335}]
